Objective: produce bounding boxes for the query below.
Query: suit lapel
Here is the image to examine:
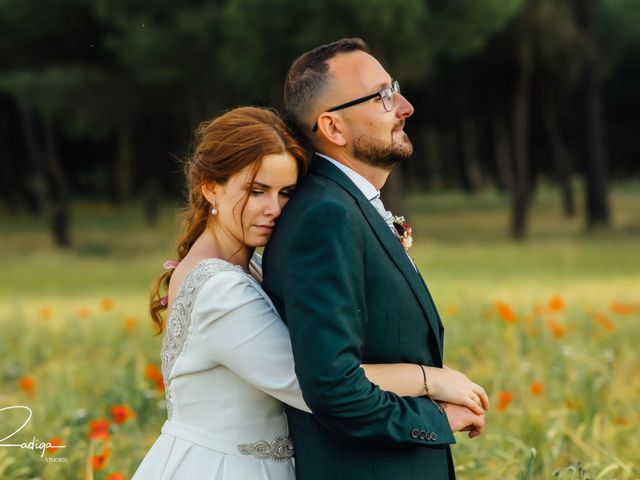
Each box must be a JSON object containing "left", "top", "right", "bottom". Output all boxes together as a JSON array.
[{"left": 311, "top": 157, "right": 444, "bottom": 360}]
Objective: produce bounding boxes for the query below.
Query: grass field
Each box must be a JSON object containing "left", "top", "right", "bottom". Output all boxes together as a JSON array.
[{"left": 1, "top": 183, "right": 638, "bottom": 480}]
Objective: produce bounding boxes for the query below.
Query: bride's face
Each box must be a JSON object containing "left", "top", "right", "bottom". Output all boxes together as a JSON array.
[{"left": 212, "top": 152, "right": 298, "bottom": 249}]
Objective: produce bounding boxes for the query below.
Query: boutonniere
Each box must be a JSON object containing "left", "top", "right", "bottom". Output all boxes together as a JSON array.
[{"left": 392, "top": 215, "right": 413, "bottom": 251}]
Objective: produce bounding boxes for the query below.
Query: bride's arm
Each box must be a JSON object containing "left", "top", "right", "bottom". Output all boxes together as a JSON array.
[
  {"left": 195, "top": 272, "right": 310, "bottom": 413},
  {"left": 361, "top": 364, "right": 490, "bottom": 415}
]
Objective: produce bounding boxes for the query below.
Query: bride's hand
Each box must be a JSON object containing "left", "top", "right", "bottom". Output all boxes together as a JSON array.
[{"left": 424, "top": 367, "right": 489, "bottom": 415}]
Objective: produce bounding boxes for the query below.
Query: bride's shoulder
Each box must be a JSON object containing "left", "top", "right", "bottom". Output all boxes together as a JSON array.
[
  {"left": 191, "top": 260, "right": 274, "bottom": 317},
  {"left": 186, "top": 258, "right": 251, "bottom": 290},
  {"left": 168, "top": 258, "right": 254, "bottom": 307}
]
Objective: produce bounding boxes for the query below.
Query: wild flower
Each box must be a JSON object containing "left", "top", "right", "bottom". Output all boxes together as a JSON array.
[
  {"left": 46, "top": 437, "right": 65, "bottom": 455},
  {"left": 88, "top": 418, "right": 111, "bottom": 440},
  {"left": 497, "top": 391, "right": 514, "bottom": 412},
  {"left": 546, "top": 318, "right": 566, "bottom": 338},
  {"left": 145, "top": 363, "right": 165, "bottom": 391},
  {"left": 593, "top": 313, "right": 615, "bottom": 332},
  {"left": 494, "top": 301, "right": 517, "bottom": 324},
  {"left": 111, "top": 404, "right": 135, "bottom": 424},
  {"left": 18, "top": 376, "right": 36, "bottom": 397},
  {"left": 123, "top": 315, "right": 137, "bottom": 332},
  {"left": 91, "top": 447, "right": 111, "bottom": 471},
  {"left": 610, "top": 302, "right": 639, "bottom": 315},
  {"left": 101, "top": 298, "right": 115, "bottom": 311},
  {"left": 530, "top": 381, "right": 544, "bottom": 395},
  {"left": 548, "top": 295, "right": 566, "bottom": 312}
]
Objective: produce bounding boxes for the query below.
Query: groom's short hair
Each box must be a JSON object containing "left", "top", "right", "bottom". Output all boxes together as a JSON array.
[{"left": 284, "top": 38, "right": 370, "bottom": 146}]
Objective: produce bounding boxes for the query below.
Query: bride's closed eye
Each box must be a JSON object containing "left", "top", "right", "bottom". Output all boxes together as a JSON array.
[{"left": 249, "top": 188, "right": 295, "bottom": 197}]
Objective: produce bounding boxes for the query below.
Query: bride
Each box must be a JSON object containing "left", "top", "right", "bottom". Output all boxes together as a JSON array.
[{"left": 132, "top": 106, "right": 488, "bottom": 479}]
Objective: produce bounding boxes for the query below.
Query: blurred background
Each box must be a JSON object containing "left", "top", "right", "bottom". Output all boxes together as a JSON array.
[
  {"left": 1, "top": 1, "right": 638, "bottom": 479},
  {"left": 0, "top": 0, "right": 639, "bottom": 241}
]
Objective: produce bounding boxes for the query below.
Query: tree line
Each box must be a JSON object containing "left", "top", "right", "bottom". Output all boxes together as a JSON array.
[{"left": 0, "top": 0, "right": 638, "bottom": 246}]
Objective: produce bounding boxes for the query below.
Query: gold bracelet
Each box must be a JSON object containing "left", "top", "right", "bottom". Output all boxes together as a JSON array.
[{"left": 419, "top": 364, "right": 430, "bottom": 396}]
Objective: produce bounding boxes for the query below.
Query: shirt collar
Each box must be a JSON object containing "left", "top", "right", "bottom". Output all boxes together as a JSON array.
[{"left": 315, "top": 153, "right": 379, "bottom": 201}]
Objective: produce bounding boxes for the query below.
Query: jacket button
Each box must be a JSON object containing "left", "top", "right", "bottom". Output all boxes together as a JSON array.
[
  {"left": 419, "top": 430, "right": 427, "bottom": 440},
  {"left": 410, "top": 428, "right": 420, "bottom": 439},
  {"left": 427, "top": 432, "right": 437, "bottom": 441}
]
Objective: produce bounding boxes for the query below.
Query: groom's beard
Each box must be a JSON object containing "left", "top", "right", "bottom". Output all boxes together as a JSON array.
[{"left": 352, "top": 130, "right": 413, "bottom": 171}]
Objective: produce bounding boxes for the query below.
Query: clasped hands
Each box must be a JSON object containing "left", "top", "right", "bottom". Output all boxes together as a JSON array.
[{"left": 425, "top": 365, "right": 489, "bottom": 439}]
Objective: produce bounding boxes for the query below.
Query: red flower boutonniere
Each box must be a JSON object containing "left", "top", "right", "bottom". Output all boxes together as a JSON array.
[{"left": 392, "top": 216, "right": 413, "bottom": 251}]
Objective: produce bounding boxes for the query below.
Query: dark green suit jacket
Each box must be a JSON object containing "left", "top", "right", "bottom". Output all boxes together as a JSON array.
[{"left": 263, "top": 155, "right": 456, "bottom": 479}]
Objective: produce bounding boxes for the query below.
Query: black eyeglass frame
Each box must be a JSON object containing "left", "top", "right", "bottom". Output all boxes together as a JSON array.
[{"left": 312, "top": 80, "right": 400, "bottom": 132}]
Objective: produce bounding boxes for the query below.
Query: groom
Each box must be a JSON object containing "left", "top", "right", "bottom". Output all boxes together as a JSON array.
[{"left": 263, "top": 38, "right": 481, "bottom": 479}]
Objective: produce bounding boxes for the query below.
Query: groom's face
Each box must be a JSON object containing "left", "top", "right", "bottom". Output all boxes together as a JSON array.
[{"left": 327, "top": 51, "right": 414, "bottom": 169}]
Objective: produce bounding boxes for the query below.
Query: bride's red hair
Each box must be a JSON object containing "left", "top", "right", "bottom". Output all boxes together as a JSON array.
[{"left": 149, "top": 107, "right": 308, "bottom": 333}]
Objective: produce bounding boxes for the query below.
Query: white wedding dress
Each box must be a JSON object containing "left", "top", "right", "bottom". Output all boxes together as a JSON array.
[{"left": 132, "top": 258, "right": 309, "bottom": 480}]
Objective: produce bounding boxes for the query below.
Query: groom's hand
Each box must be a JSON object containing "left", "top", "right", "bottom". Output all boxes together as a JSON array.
[{"left": 439, "top": 401, "right": 486, "bottom": 438}]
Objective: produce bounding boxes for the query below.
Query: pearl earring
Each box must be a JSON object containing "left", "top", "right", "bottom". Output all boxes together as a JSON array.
[{"left": 211, "top": 200, "right": 218, "bottom": 216}]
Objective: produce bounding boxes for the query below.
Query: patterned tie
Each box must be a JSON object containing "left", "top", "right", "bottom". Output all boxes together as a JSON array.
[{"left": 370, "top": 194, "right": 400, "bottom": 238}]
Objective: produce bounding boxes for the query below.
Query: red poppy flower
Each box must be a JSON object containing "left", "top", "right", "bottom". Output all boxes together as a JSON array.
[
  {"left": 497, "top": 391, "right": 514, "bottom": 412},
  {"left": 88, "top": 418, "right": 110, "bottom": 440},
  {"left": 110, "top": 405, "right": 135, "bottom": 424},
  {"left": 91, "top": 447, "right": 111, "bottom": 471}
]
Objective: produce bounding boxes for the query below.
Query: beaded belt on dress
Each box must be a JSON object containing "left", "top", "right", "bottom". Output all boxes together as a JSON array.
[
  {"left": 161, "top": 420, "right": 294, "bottom": 461},
  {"left": 237, "top": 436, "right": 294, "bottom": 462}
]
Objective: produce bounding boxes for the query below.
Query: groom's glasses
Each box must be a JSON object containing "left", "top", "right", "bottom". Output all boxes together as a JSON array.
[{"left": 312, "top": 80, "right": 401, "bottom": 132}]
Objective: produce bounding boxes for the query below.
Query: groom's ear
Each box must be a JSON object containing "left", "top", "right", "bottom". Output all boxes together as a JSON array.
[{"left": 316, "top": 113, "right": 347, "bottom": 147}]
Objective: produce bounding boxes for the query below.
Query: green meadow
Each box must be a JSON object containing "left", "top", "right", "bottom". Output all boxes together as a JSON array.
[{"left": 1, "top": 183, "right": 638, "bottom": 480}]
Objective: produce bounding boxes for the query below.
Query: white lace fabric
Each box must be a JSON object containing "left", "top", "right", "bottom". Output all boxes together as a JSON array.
[{"left": 161, "top": 258, "right": 247, "bottom": 419}]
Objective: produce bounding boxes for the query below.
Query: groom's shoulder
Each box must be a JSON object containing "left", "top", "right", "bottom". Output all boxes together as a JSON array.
[
  {"left": 282, "top": 175, "right": 356, "bottom": 224},
  {"left": 293, "top": 170, "right": 355, "bottom": 205}
]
